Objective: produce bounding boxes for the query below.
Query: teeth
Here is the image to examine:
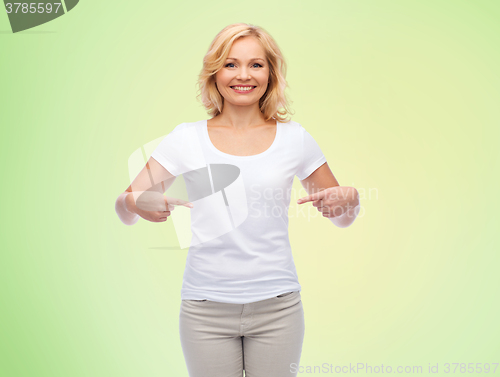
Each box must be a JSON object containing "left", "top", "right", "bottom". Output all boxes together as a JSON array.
[{"left": 232, "top": 86, "right": 254, "bottom": 91}]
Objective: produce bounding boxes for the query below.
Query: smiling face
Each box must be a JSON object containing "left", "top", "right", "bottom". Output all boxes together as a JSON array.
[{"left": 214, "top": 36, "right": 270, "bottom": 109}]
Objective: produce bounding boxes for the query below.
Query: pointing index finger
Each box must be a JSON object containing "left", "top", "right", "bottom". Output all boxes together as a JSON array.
[
  {"left": 165, "top": 196, "right": 194, "bottom": 208},
  {"left": 297, "top": 195, "right": 312, "bottom": 204},
  {"left": 297, "top": 190, "right": 326, "bottom": 204}
]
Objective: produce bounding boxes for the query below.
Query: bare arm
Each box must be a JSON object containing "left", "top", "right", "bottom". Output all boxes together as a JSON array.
[
  {"left": 115, "top": 191, "right": 140, "bottom": 226},
  {"left": 299, "top": 162, "right": 360, "bottom": 228},
  {"left": 115, "top": 156, "right": 178, "bottom": 226}
]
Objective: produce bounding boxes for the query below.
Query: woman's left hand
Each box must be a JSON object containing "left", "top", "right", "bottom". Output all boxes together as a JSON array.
[{"left": 296, "top": 186, "right": 360, "bottom": 218}]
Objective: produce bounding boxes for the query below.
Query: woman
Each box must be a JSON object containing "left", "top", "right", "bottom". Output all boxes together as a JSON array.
[{"left": 115, "top": 23, "right": 360, "bottom": 377}]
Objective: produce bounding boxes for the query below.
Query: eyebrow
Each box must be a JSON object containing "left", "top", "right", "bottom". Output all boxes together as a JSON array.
[{"left": 226, "top": 57, "right": 265, "bottom": 62}]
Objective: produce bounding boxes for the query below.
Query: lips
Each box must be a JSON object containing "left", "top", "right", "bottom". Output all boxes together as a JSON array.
[{"left": 230, "top": 85, "right": 257, "bottom": 94}]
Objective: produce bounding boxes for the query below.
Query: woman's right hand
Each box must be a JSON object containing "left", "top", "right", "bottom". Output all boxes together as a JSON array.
[{"left": 125, "top": 191, "right": 194, "bottom": 223}]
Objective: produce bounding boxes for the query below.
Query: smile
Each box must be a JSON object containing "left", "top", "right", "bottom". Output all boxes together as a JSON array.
[{"left": 230, "top": 86, "right": 256, "bottom": 93}]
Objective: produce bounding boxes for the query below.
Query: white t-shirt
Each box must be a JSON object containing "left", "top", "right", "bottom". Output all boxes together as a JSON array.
[{"left": 151, "top": 118, "right": 327, "bottom": 304}]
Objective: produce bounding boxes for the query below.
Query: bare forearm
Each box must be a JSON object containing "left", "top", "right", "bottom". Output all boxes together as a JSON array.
[
  {"left": 115, "top": 192, "right": 140, "bottom": 226},
  {"left": 329, "top": 187, "right": 360, "bottom": 228},
  {"left": 329, "top": 203, "right": 360, "bottom": 228}
]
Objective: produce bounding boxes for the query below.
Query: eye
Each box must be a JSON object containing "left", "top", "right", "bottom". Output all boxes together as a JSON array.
[{"left": 224, "top": 63, "right": 263, "bottom": 68}]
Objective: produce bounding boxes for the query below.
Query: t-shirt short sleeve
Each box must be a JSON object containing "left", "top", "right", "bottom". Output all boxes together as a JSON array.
[
  {"left": 150, "top": 123, "right": 186, "bottom": 177},
  {"left": 295, "top": 125, "right": 327, "bottom": 180}
]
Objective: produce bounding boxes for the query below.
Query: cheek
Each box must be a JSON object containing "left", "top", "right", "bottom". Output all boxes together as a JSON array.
[
  {"left": 215, "top": 72, "right": 228, "bottom": 85},
  {"left": 260, "top": 71, "right": 270, "bottom": 85}
]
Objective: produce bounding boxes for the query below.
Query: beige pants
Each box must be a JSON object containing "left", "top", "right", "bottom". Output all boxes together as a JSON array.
[{"left": 179, "top": 290, "right": 305, "bottom": 377}]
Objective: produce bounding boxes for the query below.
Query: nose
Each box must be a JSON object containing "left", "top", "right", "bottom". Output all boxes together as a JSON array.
[{"left": 237, "top": 66, "right": 251, "bottom": 80}]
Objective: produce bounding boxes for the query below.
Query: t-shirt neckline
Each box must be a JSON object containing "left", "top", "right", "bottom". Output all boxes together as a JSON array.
[{"left": 203, "top": 119, "right": 281, "bottom": 160}]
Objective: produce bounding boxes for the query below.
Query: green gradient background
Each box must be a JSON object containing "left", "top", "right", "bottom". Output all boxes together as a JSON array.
[{"left": 1, "top": 1, "right": 499, "bottom": 376}]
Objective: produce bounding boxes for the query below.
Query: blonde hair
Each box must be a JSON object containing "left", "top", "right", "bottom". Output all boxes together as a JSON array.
[{"left": 196, "top": 23, "right": 294, "bottom": 123}]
